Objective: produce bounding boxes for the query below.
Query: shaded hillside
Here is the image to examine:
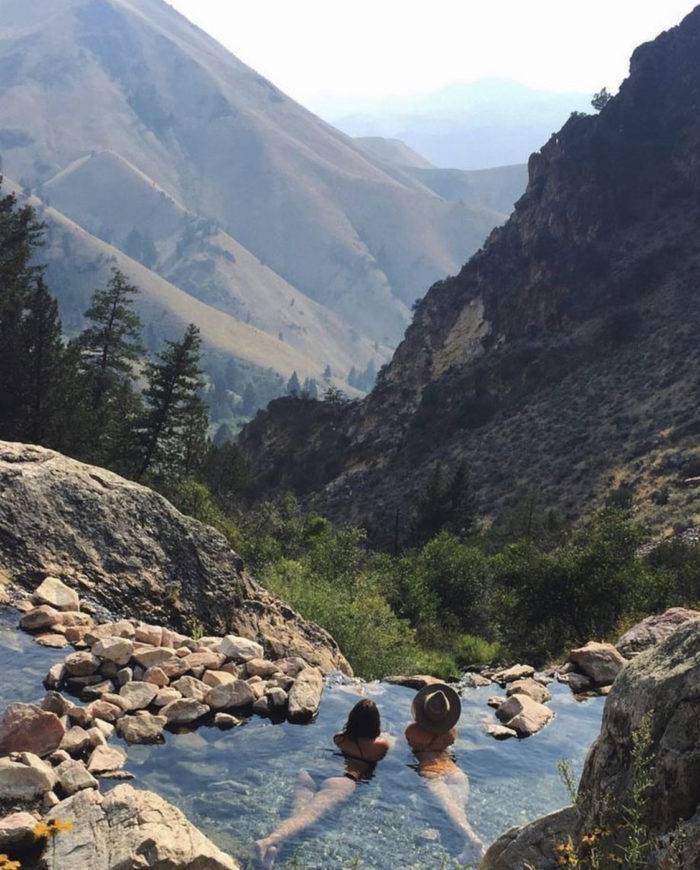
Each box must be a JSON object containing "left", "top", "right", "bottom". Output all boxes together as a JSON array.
[
  {"left": 39, "top": 153, "right": 384, "bottom": 377},
  {"left": 240, "top": 8, "right": 700, "bottom": 541},
  {"left": 0, "top": 0, "right": 504, "bottom": 366},
  {"left": 354, "top": 137, "right": 434, "bottom": 168},
  {"left": 354, "top": 136, "right": 528, "bottom": 216},
  {"left": 408, "top": 164, "right": 528, "bottom": 216},
  {"left": 1, "top": 176, "right": 323, "bottom": 428}
]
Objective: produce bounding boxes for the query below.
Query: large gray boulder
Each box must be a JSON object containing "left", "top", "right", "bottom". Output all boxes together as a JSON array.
[
  {"left": 0, "top": 753, "right": 57, "bottom": 802},
  {"left": 495, "top": 693, "right": 553, "bottom": 736},
  {"left": 44, "top": 783, "right": 238, "bottom": 869},
  {"left": 616, "top": 607, "right": 700, "bottom": 658},
  {"left": 480, "top": 620, "right": 700, "bottom": 870},
  {"left": 566, "top": 641, "right": 627, "bottom": 686},
  {"left": 578, "top": 619, "right": 700, "bottom": 836},
  {"left": 481, "top": 806, "right": 578, "bottom": 870},
  {"left": 287, "top": 667, "right": 324, "bottom": 722},
  {"left": 0, "top": 442, "right": 349, "bottom": 674}
]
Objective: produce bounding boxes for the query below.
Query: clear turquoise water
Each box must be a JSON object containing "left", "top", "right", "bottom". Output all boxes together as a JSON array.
[{"left": 0, "top": 610, "right": 605, "bottom": 869}]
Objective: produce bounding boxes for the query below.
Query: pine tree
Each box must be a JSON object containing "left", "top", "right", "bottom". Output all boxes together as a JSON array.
[
  {"left": 302, "top": 377, "right": 319, "bottom": 400},
  {"left": 287, "top": 371, "right": 301, "bottom": 396},
  {"left": 241, "top": 382, "right": 257, "bottom": 415},
  {"left": 200, "top": 441, "right": 250, "bottom": 510},
  {"left": 0, "top": 181, "right": 46, "bottom": 439},
  {"left": 80, "top": 270, "right": 143, "bottom": 413},
  {"left": 413, "top": 461, "right": 477, "bottom": 543},
  {"left": 323, "top": 364, "right": 332, "bottom": 380},
  {"left": 591, "top": 87, "right": 612, "bottom": 111},
  {"left": 19, "top": 278, "right": 64, "bottom": 444},
  {"left": 348, "top": 366, "right": 358, "bottom": 388},
  {"left": 444, "top": 460, "right": 476, "bottom": 539},
  {"left": 137, "top": 324, "right": 207, "bottom": 481},
  {"left": 413, "top": 463, "right": 447, "bottom": 544},
  {"left": 363, "top": 358, "right": 377, "bottom": 390}
]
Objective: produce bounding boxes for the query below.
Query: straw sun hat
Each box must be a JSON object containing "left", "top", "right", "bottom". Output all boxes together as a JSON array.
[{"left": 411, "top": 683, "right": 462, "bottom": 734}]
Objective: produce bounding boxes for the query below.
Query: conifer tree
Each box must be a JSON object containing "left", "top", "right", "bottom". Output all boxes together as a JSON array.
[
  {"left": 302, "top": 377, "right": 319, "bottom": 400},
  {"left": 413, "top": 463, "right": 447, "bottom": 544},
  {"left": 443, "top": 460, "right": 476, "bottom": 539},
  {"left": 413, "top": 461, "right": 477, "bottom": 544},
  {"left": 287, "top": 371, "right": 301, "bottom": 396},
  {"left": 20, "top": 278, "right": 64, "bottom": 444},
  {"left": 80, "top": 269, "right": 143, "bottom": 413},
  {"left": 137, "top": 323, "right": 207, "bottom": 481},
  {"left": 241, "top": 382, "right": 257, "bottom": 415},
  {"left": 0, "top": 182, "right": 46, "bottom": 439}
]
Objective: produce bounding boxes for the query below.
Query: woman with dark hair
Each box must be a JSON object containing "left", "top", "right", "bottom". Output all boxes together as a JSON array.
[{"left": 255, "top": 698, "right": 390, "bottom": 867}]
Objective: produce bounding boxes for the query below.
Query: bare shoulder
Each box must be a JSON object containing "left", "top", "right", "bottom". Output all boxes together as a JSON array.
[
  {"left": 377, "top": 734, "right": 393, "bottom": 751},
  {"left": 404, "top": 722, "right": 419, "bottom": 739},
  {"left": 333, "top": 732, "right": 344, "bottom": 747}
]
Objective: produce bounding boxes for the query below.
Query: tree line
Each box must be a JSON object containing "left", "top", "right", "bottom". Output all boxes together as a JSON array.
[{"left": 0, "top": 179, "right": 242, "bottom": 496}]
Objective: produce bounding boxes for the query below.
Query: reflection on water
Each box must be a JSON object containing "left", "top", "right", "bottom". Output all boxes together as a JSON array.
[{"left": 0, "top": 610, "right": 605, "bottom": 868}]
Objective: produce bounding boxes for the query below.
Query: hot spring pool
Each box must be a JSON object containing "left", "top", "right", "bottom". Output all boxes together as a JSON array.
[{"left": 0, "top": 609, "right": 605, "bottom": 868}]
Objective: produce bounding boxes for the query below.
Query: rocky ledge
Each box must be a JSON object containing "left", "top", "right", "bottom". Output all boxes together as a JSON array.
[
  {"left": 0, "top": 575, "right": 335, "bottom": 868},
  {"left": 13, "top": 578, "right": 327, "bottom": 739},
  {"left": 480, "top": 617, "right": 700, "bottom": 869},
  {"left": 0, "top": 441, "right": 349, "bottom": 674},
  {"left": 0, "top": 750, "right": 238, "bottom": 869}
]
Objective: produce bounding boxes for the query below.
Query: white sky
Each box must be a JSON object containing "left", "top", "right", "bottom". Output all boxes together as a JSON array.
[{"left": 168, "top": 1, "right": 697, "bottom": 111}]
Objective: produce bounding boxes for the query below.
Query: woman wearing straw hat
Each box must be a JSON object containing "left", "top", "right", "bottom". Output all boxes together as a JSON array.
[{"left": 405, "top": 683, "right": 485, "bottom": 864}]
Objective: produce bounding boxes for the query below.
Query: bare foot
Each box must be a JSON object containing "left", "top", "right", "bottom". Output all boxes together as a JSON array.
[
  {"left": 458, "top": 838, "right": 486, "bottom": 868},
  {"left": 254, "top": 839, "right": 278, "bottom": 869}
]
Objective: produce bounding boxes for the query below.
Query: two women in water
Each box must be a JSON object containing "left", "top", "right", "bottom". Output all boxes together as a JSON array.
[{"left": 255, "top": 685, "right": 485, "bottom": 868}]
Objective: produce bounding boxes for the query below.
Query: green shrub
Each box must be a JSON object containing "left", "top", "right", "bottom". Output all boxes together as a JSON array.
[
  {"left": 261, "top": 558, "right": 422, "bottom": 680},
  {"left": 453, "top": 634, "right": 502, "bottom": 668}
]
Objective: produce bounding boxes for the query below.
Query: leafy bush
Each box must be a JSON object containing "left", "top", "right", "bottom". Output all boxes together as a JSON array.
[
  {"left": 261, "top": 558, "right": 424, "bottom": 680},
  {"left": 453, "top": 634, "right": 502, "bottom": 668}
]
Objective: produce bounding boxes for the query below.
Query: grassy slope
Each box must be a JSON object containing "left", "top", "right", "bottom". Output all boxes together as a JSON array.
[{"left": 4, "top": 177, "right": 320, "bottom": 379}]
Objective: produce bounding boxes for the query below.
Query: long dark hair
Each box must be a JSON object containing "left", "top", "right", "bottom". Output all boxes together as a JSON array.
[{"left": 342, "top": 699, "right": 381, "bottom": 740}]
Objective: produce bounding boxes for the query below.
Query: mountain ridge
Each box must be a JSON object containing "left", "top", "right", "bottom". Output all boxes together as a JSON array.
[
  {"left": 239, "top": 7, "right": 700, "bottom": 540},
  {"left": 0, "top": 0, "right": 511, "bottom": 380}
]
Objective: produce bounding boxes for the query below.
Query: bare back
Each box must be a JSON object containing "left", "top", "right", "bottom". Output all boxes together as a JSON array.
[
  {"left": 334, "top": 732, "right": 390, "bottom": 781},
  {"left": 405, "top": 723, "right": 459, "bottom": 778}
]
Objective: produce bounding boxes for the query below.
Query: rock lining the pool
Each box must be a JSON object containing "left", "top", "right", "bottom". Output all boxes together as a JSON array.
[{"left": 16, "top": 578, "right": 325, "bottom": 742}]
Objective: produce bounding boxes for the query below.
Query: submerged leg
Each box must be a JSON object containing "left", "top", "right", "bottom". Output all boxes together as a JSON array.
[
  {"left": 292, "top": 769, "right": 318, "bottom": 814},
  {"left": 426, "top": 771, "right": 485, "bottom": 865},
  {"left": 255, "top": 776, "right": 356, "bottom": 866}
]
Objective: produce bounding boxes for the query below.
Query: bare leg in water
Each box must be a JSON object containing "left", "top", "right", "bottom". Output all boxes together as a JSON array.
[
  {"left": 425, "top": 770, "right": 485, "bottom": 866},
  {"left": 255, "top": 771, "right": 356, "bottom": 868}
]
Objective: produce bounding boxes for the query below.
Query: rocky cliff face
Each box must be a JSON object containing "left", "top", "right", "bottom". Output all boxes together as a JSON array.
[
  {"left": 240, "top": 8, "right": 700, "bottom": 539},
  {"left": 0, "top": 442, "right": 350, "bottom": 674}
]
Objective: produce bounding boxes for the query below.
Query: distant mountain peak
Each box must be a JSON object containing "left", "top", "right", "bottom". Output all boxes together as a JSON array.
[{"left": 0, "top": 0, "right": 514, "bottom": 400}]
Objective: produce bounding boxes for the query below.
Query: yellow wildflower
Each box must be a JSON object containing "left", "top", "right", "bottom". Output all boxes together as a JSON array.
[
  {"left": 32, "top": 822, "right": 51, "bottom": 840},
  {"left": 0, "top": 855, "right": 21, "bottom": 870},
  {"left": 49, "top": 819, "right": 73, "bottom": 834},
  {"left": 32, "top": 818, "right": 73, "bottom": 840}
]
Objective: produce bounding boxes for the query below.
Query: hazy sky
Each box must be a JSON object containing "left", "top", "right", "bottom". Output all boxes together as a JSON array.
[{"left": 168, "top": 0, "right": 697, "bottom": 112}]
